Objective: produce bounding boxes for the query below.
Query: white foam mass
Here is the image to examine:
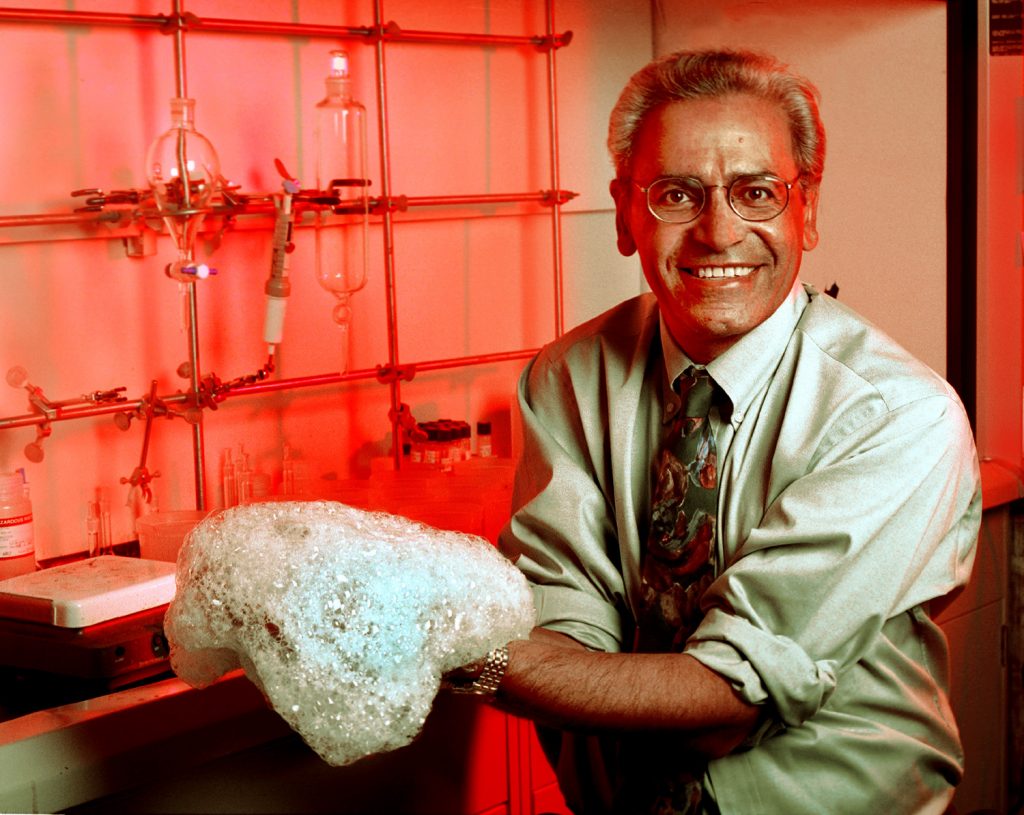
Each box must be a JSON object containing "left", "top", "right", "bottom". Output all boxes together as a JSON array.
[{"left": 164, "top": 501, "right": 535, "bottom": 766}]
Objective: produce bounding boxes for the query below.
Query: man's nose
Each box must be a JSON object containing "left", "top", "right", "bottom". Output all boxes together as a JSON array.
[{"left": 689, "top": 188, "right": 743, "bottom": 250}]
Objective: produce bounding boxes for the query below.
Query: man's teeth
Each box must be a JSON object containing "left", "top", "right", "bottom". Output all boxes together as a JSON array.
[{"left": 689, "top": 265, "right": 756, "bottom": 279}]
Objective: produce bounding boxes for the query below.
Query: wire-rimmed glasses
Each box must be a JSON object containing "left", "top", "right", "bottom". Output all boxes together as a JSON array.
[{"left": 632, "top": 174, "right": 798, "bottom": 224}]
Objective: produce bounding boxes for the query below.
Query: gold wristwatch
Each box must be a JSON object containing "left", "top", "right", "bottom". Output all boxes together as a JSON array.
[{"left": 443, "top": 645, "right": 509, "bottom": 697}]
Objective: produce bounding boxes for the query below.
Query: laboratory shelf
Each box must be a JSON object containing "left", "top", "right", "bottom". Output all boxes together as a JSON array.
[{"left": 0, "top": 0, "right": 574, "bottom": 504}]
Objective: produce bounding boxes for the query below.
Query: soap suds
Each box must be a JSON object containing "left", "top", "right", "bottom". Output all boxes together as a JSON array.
[{"left": 164, "top": 501, "right": 534, "bottom": 766}]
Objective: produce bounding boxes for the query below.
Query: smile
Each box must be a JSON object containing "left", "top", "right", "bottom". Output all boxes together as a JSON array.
[{"left": 684, "top": 265, "right": 758, "bottom": 280}]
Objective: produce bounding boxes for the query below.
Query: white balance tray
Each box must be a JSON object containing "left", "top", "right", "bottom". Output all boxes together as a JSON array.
[{"left": 0, "top": 556, "right": 176, "bottom": 628}]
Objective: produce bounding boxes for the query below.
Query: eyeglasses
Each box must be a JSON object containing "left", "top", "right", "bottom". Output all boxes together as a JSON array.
[{"left": 631, "top": 174, "right": 798, "bottom": 224}]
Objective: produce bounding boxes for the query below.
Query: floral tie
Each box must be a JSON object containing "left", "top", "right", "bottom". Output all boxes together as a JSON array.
[
  {"left": 626, "top": 367, "right": 720, "bottom": 815},
  {"left": 637, "top": 366, "right": 719, "bottom": 652}
]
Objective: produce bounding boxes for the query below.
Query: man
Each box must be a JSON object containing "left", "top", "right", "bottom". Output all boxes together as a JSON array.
[{"left": 446, "top": 50, "right": 980, "bottom": 814}]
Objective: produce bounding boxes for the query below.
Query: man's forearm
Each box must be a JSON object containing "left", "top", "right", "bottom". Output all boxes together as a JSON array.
[{"left": 493, "top": 628, "right": 761, "bottom": 757}]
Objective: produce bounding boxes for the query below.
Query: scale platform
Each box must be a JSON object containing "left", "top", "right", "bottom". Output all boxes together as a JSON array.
[{"left": 0, "top": 556, "right": 178, "bottom": 698}]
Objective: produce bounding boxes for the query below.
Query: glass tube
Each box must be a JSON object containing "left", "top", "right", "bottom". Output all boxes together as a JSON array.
[{"left": 314, "top": 50, "right": 369, "bottom": 372}]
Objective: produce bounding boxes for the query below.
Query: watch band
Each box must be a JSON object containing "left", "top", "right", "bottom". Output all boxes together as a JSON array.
[{"left": 446, "top": 645, "right": 509, "bottom": 697}]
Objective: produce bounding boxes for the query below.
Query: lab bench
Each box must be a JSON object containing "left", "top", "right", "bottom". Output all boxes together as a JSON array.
[{"left": 0, "top": 667, "right": 568, "bottom": 815}]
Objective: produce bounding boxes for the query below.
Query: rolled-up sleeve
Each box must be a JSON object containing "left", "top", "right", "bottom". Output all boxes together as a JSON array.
[
  {"left": 687, "top": 388, "right": 981, "bottom": 729},
  {"left": 500, "top": 353, "right": 632, "bottom": 653}
]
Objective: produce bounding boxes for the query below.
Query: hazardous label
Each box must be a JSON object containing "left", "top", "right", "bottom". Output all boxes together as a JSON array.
[{"left": 0, "top": 513, "right": 33, "bottom": 558}]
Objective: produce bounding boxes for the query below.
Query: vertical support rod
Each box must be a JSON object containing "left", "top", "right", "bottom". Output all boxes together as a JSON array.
[
  {"left": 373, "top": 0, "right": 403, "bottom": 467},
  {"left": 172, "top": 1, "right": 194, "bottom": 212},
  {"left": 545, "top": 0, "right": 566, "bottom": 339},
  {"left": 172, "top": 0, "right": 187, "bottom": 98},
  {"left": 170, "top": 0, "right": 206, "bottom": 508},
  {"left": 187, "top": 280, "right": 207, "bottom": 509}
]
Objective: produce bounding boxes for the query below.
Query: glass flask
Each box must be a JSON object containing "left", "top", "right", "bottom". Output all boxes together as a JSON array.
[
  {"left": 315, "top": 50, "right": 369, "bottom": 371},
  {"left": 145, "top": 97, "right": 221, "bottom": 282}
]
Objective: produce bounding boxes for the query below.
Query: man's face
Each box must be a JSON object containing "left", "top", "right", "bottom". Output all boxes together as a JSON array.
[{"left": 612, "top": 93, "right": 820, "bottom": 363}]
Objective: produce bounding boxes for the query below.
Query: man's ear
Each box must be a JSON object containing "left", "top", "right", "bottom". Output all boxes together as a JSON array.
[
  {"left": 610, "top": 178, "right": 637, "bottom": 257},
  {"left": 801, "top": 183, "right": 820, "bottom": 251}
]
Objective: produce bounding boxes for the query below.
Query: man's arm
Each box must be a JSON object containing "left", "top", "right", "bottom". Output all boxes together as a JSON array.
[{"left": 493, "top": 628, "right": 761, "bottom": 759}]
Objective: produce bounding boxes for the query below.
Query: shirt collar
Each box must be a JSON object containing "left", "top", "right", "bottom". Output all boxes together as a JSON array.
[{"left": 659, "top": 279, "right": 809, "bottom": 425}]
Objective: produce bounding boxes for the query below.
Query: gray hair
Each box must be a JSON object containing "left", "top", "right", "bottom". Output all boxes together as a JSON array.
[{"left": 608, "top": 49, "right": 826, "bottom": 188}]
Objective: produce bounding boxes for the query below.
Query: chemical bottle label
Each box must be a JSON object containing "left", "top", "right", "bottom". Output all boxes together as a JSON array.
[{"left": 0, "top": 513, "right": 34, "bottom": 558}]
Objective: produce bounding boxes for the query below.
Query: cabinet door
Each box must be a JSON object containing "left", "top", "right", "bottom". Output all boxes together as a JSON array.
[
  {"left": 63, "top": 692, "right": 512, "bottom": 815},
  {"left": 935, "top": 504, "right": 1009, "bottom": 814}
]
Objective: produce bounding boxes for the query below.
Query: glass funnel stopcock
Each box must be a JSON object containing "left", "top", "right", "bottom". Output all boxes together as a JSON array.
[{"left": 146, "top": 97, "right": 221, "bottom": 282}]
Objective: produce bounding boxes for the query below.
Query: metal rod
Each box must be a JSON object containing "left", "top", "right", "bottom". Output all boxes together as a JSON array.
[
  {"left": 231, "top": 349, "right": 538, "bottom": 398},
  {"left": 167, "top": 0, "right": 205, "bottom": 509},
  {"left": 0, "top": 212, "right": 124, "bottom": 229},
  {"left": 0, "top": 190, "right": 577, "bottom": 234},
  {"left": 401, "top": 191, "right": 575, "bottom": 208},
  {"left": 0, "top": 393, "right": 189, "bottom": 430},
  {"left": 0, "top": 8, "right": 163, "bottom": 28},
  {"left": 172, "top": 0, "right": 187, "bottom": 98},
  {"left": 380, "top": 27, "right": 562, "bottom": 48},
  {"left": 373, "top": 1, "right": 404, "bottom": 469},
  {"left": 0, "top": 348, "right": 538, "bottom": 431},
  {"left": 0, "top": 8, "right": 568, "bottom": 49},
  {"left": 138, "top": 381, "right": 159, "bottom": 472},
  {"left": 225, "top": 367, "right": 381, "bottom": 399},
  {"left": 545, "top": 0, "right": 566, "bottom": 339},
  {"left": 177, "top": 16, "right": 371, "bottom": 40},
  {"left": 411, "top": 348, "right": 537, "bottom": 374},
  {"left": 185, "top": 280, "right": 207, "bottom": 509}
]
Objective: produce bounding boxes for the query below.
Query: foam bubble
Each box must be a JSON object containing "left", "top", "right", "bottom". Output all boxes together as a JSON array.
[{"left": 164, "top": 501, "right": 534, "bottom": 766}]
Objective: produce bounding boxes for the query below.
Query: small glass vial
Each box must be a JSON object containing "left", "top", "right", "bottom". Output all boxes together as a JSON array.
[
  {"left": 409, "top": 436, "right": 424, "bottom": 466},
  {"left": 439, "top": 426, "right": 455, "bottom": 472},
  {"left": 282, "top": 445, "right": 296, "bottom": 496},
  {"left": 221, "top": 448, "right": 237, "bottom": 508},
  {"left": 0, "top": 471, "right": 34, "bottom": 580},
  {"left": 455, "top": 421, "right": 471, "bottom": 462},
  {"left": 476, "top": 421, "right": 493, "bottom": 458},
  {"left": 236, "top": 449, "right": 253, "bottom": 505},
  {"left": 423, "top": 425, "right": 440, "bottom": 468}
]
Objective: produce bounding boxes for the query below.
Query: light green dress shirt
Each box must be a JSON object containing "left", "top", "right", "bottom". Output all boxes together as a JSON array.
[{"left": 500, "top": 283, "right": 982, "bottom": 815}]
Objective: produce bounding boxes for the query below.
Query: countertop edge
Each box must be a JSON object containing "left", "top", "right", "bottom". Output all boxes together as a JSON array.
[{"left": 0, "top": 670, "right": 288, "bottom": 812}]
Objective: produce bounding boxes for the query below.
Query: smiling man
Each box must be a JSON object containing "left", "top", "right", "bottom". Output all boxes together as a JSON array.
[
  {"left": 444, "top": 51, "right": 981, "bottom": 815},
  {"left": 612, "top": 91, "right": 819, "bottom": 363}
]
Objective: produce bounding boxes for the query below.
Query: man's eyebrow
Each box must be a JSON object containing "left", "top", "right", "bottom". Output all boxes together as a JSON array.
[{"left": 656, "top": 169, "right": 783, "bottom": 183}]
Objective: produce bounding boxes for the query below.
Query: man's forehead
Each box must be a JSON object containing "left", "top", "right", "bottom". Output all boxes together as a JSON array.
[{"left": 632, "top": 95, "right": 800, "bottom": 177}]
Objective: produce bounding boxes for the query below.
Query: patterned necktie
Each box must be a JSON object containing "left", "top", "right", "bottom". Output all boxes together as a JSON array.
[{"left": 637, "top": 366, "right": 719, "bottom": 654}]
